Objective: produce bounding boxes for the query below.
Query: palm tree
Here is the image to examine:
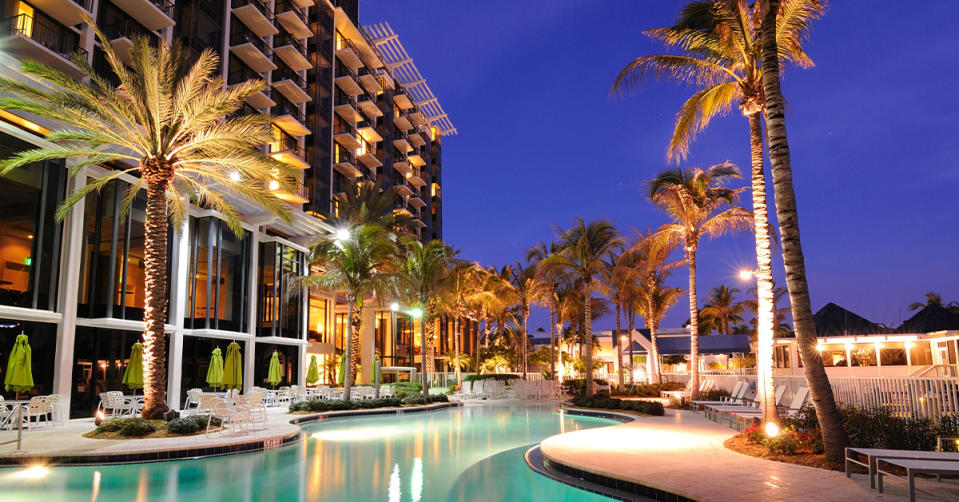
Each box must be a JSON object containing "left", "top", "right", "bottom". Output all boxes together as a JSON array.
[
  {"left": 601, "top": 248, "right": 641, "bottom": 388},
  {"left": 0, "top": 27, "right": 294, "bottom": 418},
  {"left": 305, "top": 225, "right": 398, "bottom": 400},
  {"left": 744, "top": 283, "right": 794, "bottom": 337},
  {"left": 396, "top": 239, "right": 453, "bottom": 395},
  {"left": 469, "top": 267, "right": 514, "bottom": 372},
  {"left": 528, "top": 241, "right": 565, "bottom": 380},
  {"left": 701, "top": 285, "right": 748, "bottom": 335},
  {"left": 909, "top": 292, "right": 958, "bottom": 312},
  {"left": 330, "top": 179, "right": 416, "bottom": 235},
  {"left": 509, "top": 261, "right": 547, "bottom": 377},
  {"left": 541, "top": 218, "right": 622, "bottom": 396},
  {"left": 630, "top": 229, "right": 684, "bottom": 383},
  {"left": 648, "top": 163, "right": 751, "bottom": 399},
  {"left": 614, "top": 0, "right": 823, "bottom": 426},
  {"left": 439, "top": 260, "right": 489, "bottom": 386},
  {"left": 757, "top": 0, "right": 844, "bottom": 462},
  {"left": 635, "top": 275, "right": 683, "bottom": 384}
]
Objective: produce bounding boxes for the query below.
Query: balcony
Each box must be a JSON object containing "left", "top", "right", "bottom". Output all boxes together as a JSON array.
[
  {"left": 356, "top": 141, "right": 381, "bottom": 170},
  {"left": 272, "top": 65, "right": 310, "bottom": 104},
  {"left": 409, "top": 109, "right": 428, "bottom": 128},
  {"left": 273, "top": 31, "right": 310, "bottom": 71},
  {"left": 227, "top": 61, "right": 274, "bottom": 109},
  {"left": 393, "top": 113, "right": 412, "bottom": 131},
  {"left": 271, "top": 95, "right": 309, "bottom": 136},
  {"left": 392, "top": 159, "right": 412, "bottom": 178},
  {"left": 270, "top": 130, "right": 309, "bottom": 170},
  {"left": 231, "top": 0, "right": 277, "bottom": 38},
  {"left": 334, "top": 36, "right": 362, "bottom": 69},
  {"left": 393, "top": 89, "right": 413, "bottom": 109},
  {"left": 274, "top": 0, "right": 310, "bottom": 39},
  {"left": 109, "top": 0, "right": 173, "bottom": 30},
  {"left": 395, "top": 183, "right": 412, "bottom": 197},
  {"left": 392, "top": 131, "right": 411, "bottom": 153},
  {"left": 270, "top": 176, "right": 309, "bottom": 204},
  {"left": 1, "top": 12, "right": 86, "bottom": 76},
  {"left": 408, "top": 194, "right": 426, "bottom": 208},
  {"left": 356, "top": 92, "right": 382, "bottom": 119},
  {"left": 334, "top": 93, "right": 362, "bottom": 123},
  {"left": 334, "top": 64, "right": 362, "bottom": 96},
  {"left": 333, "top": 119, "right": 360, "bottom": 151},
  {"left": 356, "top": 119, "right": 382, "bottom": 143},
  {"left": 408, "top": 150, "right": 426, "bottom": 168},
  {"left": 408, "top": 130, "right": 426, "bottom": 147},
  {"left": 356, "top": 67, "right": 382, "bottom": 94},
  {"left": 333, "top": 148, "right": 362, "bottom": 178},
  {"left": 28, "top": 0, "right": 91, "bottom": 26},
  {"left": 229, "top": 28, "right": 276, "bottom": 72},
  {"left": 103, "top": 20, "right": 153, "bottom": 65},
  {"left": 408, "top": 170, "right": 425, "bottom": 187}
]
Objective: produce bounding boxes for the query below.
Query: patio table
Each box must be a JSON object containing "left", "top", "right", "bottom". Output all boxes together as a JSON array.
[{"left": 845, "top": 447, "right": 959, "bottom": 489}]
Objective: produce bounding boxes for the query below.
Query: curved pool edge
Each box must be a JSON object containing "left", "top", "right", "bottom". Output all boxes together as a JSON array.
[
  {"left": 0, "top": 401, "right": 461, "bottom": 467},
  {"left": 530, "top": 406, "right": 696, "bottom": 502}
]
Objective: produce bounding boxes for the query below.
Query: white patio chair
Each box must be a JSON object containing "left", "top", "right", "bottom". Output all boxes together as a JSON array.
[
  {"left": 183, "top": 388, "right": 203, "bottom": 414},
  {"left": 22, "top": 396, "right": 52, "bottom": 429},
  {"left": 208, "top": 399, "right": 248, "bottom": 437},
  {"left": 245, "top": 391, "right": 268, "bottom": 430},
  {"left": 47, "top": 394, "right": 64, "bottom": 426}
]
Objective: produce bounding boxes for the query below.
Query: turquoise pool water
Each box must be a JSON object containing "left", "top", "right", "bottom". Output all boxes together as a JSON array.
[{"left": 3, "top": 405, "right": 615, "bottom": 501}]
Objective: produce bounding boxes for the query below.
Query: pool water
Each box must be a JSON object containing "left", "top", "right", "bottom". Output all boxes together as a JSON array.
[{"left": 3, "top": 405, "right": 615, "bottom": 501}]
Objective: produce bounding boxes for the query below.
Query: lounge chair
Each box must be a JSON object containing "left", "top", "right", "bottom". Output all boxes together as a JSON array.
[
  {"left": 704, "top": 386, "right": 786, "bottom": 424},
  {"left": 845, "top": 447, "right": 959, "bottom": 490},
  {"left": 664, "top": 379, "right": 715, "bottom": 402},
  {"left": 691, "top": 382, "right": 749, "bottom": 409},
  {"left": 730, "top": 387, "right": 809, "bottom": 429},
  {"left": 876, "top": 458, "right": 959, "bottom": 502}
]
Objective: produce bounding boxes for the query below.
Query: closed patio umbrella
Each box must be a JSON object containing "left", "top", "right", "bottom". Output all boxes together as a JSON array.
[
  {"left": 223, "top": 342, "right": 242, "bottom": 390},
  {"left": 206, "top": 347, "right": 224, "bottom": 390},
  {"left": 4, "top": 332, "right": 33, "bottom": 397},
  {"left": 122, "top": 342, "right": 144, "bottom": 392},
  {"left": 268, "top": 351, "right": 282, "bottom": 388},
  {"left": 306, "top": 355, "right": 320, "bottom": 385}
]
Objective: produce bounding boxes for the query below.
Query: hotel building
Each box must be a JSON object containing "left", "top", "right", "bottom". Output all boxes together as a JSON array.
[{"left": 0, "top": 0, "right": 473, "bottom": 417}]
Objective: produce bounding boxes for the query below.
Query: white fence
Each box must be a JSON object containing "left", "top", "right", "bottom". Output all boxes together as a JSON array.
[
  {"left": 413, "top": 372, "right": 545, "bottom": 388},
  {"left": 661, "top": 373, "right": 959, "bottom": 420}
]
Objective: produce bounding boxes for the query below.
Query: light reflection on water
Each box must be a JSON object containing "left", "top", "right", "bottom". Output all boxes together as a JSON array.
[{"left": 3, "top": 405, "right": 614, "bottom": 502}]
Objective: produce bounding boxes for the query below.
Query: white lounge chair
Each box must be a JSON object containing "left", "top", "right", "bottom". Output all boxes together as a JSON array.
[
  {"left": 731, "top": 387, "right": 810, "bottom": 430},
  {"left": 691, "top": 382, "right": 750, "bottom": 409},
  {"left": 704, "top": 386, "right": 787, "bottom": 424}
]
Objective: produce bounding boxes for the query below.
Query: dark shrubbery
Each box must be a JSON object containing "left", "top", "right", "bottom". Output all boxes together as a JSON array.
[
  {"left": 611, "top": 382, "right": 686, "bottom": 397},
  {"left": 95, "top": 417, "right": 156, "bottom": 436},
  {"left": 786, "top": 405, "right": 959, "bottom": 452},
  {"left": 463, "top": 374, "right": 519, "bottom": 383},
  {"left": 289, "top": 397, "right": 403, "bottom": 413},
  {"left": 698, "top": 388, "right": 731, "bottom": 402},
  {"left": 391, "top": 382, "right": 423, "bottom": 399},
  {"left": 570, "top": 394, "right": 665, "bottom": 416},
  {"left": 165, "top": 415, "right": 220, "bottom": 434},
  {"left": 562, "top": 378, "right": 611, "bottom": 396},
  {"left": 402, "top": 394, "right": 449, "bottom": 405}
]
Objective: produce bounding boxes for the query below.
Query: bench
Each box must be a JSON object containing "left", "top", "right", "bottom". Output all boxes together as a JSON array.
[
  {"left": 876, "top": 458, "right": 959, "bottom": 502},
  {"left": 845, "top": 447, "right": 959, "bottom": 489}
]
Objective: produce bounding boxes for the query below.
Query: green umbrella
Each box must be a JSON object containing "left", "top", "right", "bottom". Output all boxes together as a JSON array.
[
  {"left": 268, "top": 351, "right": 282, "bottom": 388},
  {"left": 369, "top": 354, "right": 380, "bottom": 385},
  {"left": 306, "top": 355, "right": 320, "bottom": 385},
  {"left": 223, "top": 342, "right": 243, "bottom": 390},
  {"left": 337, "top": 353, "right": 347, "bottom": 386},
  {"left": 122, "top": 342, "right": 144, "bottom": 391},
  {"left": 206, "top": 347, "right": 224, "bottom": 389},
  {"left": 3, "top": 333, "right": 33, "bottom": 395}
]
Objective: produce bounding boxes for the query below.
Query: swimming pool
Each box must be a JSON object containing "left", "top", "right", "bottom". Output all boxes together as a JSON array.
[{"left": 3, "top": 405, "right": 616, "bottom": 501}]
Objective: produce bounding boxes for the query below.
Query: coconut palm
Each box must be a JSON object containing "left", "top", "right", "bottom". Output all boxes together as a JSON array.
[
  {"left": 600, "top": 248, "right": 642, "bottom": 388},
  {"left": 636, "top": 276, "right": 683, "bottom": 384},
  {"left": 701, "top": 285, "right": 748, "bottom": 335},
  {"left": 744, "top": 282, "right": 794, "bottom": 337},
  {"left": 305, "top": 224, "right": 398, "bottom": 401},
  {"left": 0, "top": 26, "right": 295, "bottom": 417},
  {"left": 541, "top": 218, "right": 622, "bottom": 396},
  {"left": 908, "top": 292, "right": 958, "bottom": 313},
  {"left": 648, "top": 163, "right": 751, "bottom": 399},
  {"left": 757, "top": 0, "right": 844, "bottom": 462},
  {"left": 396, "top": 238, "right": 453, "bottom": 394},
  {"left": 468, "top": 267, "right": 515, "bottom": 372},
  {"left": 629, "top": 229, "right": 684, "bottom": 383},
  {"left": 439, "top": 260, "right": 490, "bottom": 386},
  {"left": 330, "top": 179, "right": 416, "bottom": 235},
  {"left": 528, "top": 241, "right": 566, "bottom": 379},
  {"left": 509, "top": 261, "right": 548, "bottom": 377}
]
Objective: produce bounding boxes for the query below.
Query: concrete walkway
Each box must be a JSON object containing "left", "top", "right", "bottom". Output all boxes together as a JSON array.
[{"left": 540, "top": 409, "right": 959, "bottom": 501}]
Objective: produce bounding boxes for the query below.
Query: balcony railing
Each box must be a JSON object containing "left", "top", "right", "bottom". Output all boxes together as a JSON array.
[
  {"left": 333, "top": 118, "right": 356, "bottom": 137},
  {"left": 272, "top": 94, "right": 305, "bottom": 122},
  {"left": 272, "top": 64, "right": 305, "bottom": 88},
  {"left": 227, "top": 59, "right": 264, "bottom": 85},
  {"left": 2, "top": 13, "right": 86, "bottom": 61},
  {"left": 335, "top": 63, "right": 359, "bottom": 81},
  {"left": 334, "top": 92, "right": 357, "bottom": 109},
  {"left": 230, "top": 103, "right": 261, "bottom": 119},
  {"left": 231, "top": 0, "right": 273, "bottom": 20},
  {"left": 229, "top": 26, "right": 272, "bottom": 59},
  {"left": 273, "top": 30, "right": 306, "bottom": 56},
  {"left": 272, "top": 130, "right": 303, "bottom": 157},
  {"left": 102, "top": 19, "right": 153, "bottom": 41},
  {"left": 335, "top": 147, "right": 355, "bottom": 165},
  {"left": 274, "top": 0, "right": 307, "bottom": 24},
  {"left": 148, "top": 0, "right": 175, "bottom": 17}
]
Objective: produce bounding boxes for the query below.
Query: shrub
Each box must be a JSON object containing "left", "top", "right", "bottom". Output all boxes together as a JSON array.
[
  {"left": 165, "top": 415, "right": 218, "bottom": 434},
  {"left": 785, "top": 405, "right": 959, "bottom": 452},
  {"left": 403, "top": 396, "right": 427, "bottom": 405},
  {"left": 611, "top": 382, "right": 686, "bottom": 397},
  {"left": 570, "top": 394, "right": 664, "bottom": 416},
  {"left": 699, "top": 388, "right": 731, "bottom": 402},
  {"left": 391, "top": 382, "right": 423, "bottom": 399},
  {"left": 463, "top": 374, "right": 519, "bottom": 383},
  {"left": 95, "top": 419, "right": 126, "bottom": 434},
  {"left": 118, "top": 418, "right": 156, "bottom": 437},
  {"left": 562, "top": 378, "right": 610, "bottom": 396}
]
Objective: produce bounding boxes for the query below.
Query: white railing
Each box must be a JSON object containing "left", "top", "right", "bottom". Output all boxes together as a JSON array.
[
  {"left": 661, "top": 373, "right": 959, "bottom": 420},
  {"left": 415, "top": 371, "right": 545, "bottom": 388}
]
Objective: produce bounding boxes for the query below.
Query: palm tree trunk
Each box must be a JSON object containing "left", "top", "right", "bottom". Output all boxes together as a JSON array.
[
  {"left": 748, "top": 111, "right": 780, "bottom": 427},
  {"left": 760, "top": 0, "right": 845, "bottom": 460},
  {"left": 421, "top": 314, "right": 430, "bottom": 396},
  {"left": 648, "top": 312, "right": 662, "bottom": 384},
  {"left": 141, "top": 180, "right": 170, "bottom": 419},
  {"left": 627, "top": 309, "right": 635, "bottom": 386},
  {"left": 343, "top": 297, "right": 355, "bottom": 402},
  {"left": 549, "top": 309, "right": 556, "bottom": 379},
  {"left": 349, "top": 302, "right": 362, "bottom": 383},
  {"left": 615, "top": 302, "right": 624, "bottom": 388},
  {"left": 454, "top": 316, "right": 462, "bottom": 387},
  {"left": 687, "top": 245, "right": 700, "bottom": 400},
  {"left": 584, "top": 281, "right": 594, "bottom": 397}
]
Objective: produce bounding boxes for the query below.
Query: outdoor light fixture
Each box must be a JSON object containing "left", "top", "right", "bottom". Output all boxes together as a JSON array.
[
  {"left": 268, "top": 180, "right": 279, "bottom": 191},
  {"left": 334, "top": 228, "right": 350, "bottom": 241},
  {"left": 95, "top": 409, "right": 105, "bottom": 426},
  {"left": 229, "top": 171, "right": 241, "bottom": 182},
  {"left": 738, "top": 269, "right": 755, "bottom": 281},
  {"left": 390, "top": 302, "right": 399, "bottom": 312},
  {"left": 764, "top": 422, "right": 780, "bottom": 438},
  {"left": 409, "top": 307, "right": 423, "bottom": 319},
  {"left": 816, "top": 344, "right": 825, "bottom": 352}
]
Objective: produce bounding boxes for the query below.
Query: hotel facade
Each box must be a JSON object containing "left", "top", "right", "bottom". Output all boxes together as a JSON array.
[{"left": 0, "top": 0, "right": 475, "bottom": 417}]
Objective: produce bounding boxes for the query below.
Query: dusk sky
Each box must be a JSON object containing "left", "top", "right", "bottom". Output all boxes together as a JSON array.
[{"left": 362, "top": 1, "right": 959, "bottom": 332}]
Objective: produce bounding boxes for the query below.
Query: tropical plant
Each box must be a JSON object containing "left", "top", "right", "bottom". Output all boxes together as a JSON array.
[
  {"left": 541, "top": 218, "right": 622, "bottom": 397},
  {"left": 744, "top": 283, "right": 794, "bottom": 337},
  {"left": 635, "top": 275, "right": 683, "bottom": 384},
  {"left": 908, "top": 292, "right": 958, "bottom": 313},
  {"left": 701, "top": 285, "right": 748, "bottom": 334},
  {"left": 600, "top": 247, "right": 642, "bottom": 388},
  {"left": 467, "top": 267, "right": 515, "bottom": 372},
  {"left": 330, "top": 179, "right": 416, "bottom": 235},
  {"left": 0, "top": 26, "right": 295, "bottom": 418},
  {"left": 438, "top": 260, "right": 489, "bottom": 385},
  {"left": 305, "top": 225, "right": 399, "bottom": 400},
  {"left": 628, "top": 230, "right": 683, "bottom": 384},
  {"left": 509, "top": 261, "right": 548, "bottom": 377},
  {"left": 757, "top": 0, "right": 844, "bottom": 462},
  {"left": 396, "top": 238, "right": 453, "bottom": 395},
  {"left": 648, "top": 163, "right": 751, "bottom": 399}
]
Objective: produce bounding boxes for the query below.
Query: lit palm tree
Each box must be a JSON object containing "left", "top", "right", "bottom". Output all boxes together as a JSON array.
[
  {"left": 330, "top": 179, "right": 416, "bottom": 235},
  {"left": 439, "top": 260, "right": 489, "bottom": 386},
  {"left": 701, "top": 285, "right": 748, "bottom": 335},
  {"left": 509, "top": 261, "right": 548, "bottom": 377},
  {"left": 600, "top": 247, "right": 642, "bottom": 388},
  {"left": 629, "top": 229, "right": 684, "bottom": 383},
  {"left": 758, "top": 0, "right": 844, "bottom": 462},
  {"left": 744, "top": 282, "right": 794, "bottom": 337},
  {"left": 396, "top": 238, "right": 453, "bottom": 394},
  {"left": 648, "top": 163, "right": 751, "bottom": 399},
  {"left": 528, "top": 241, "right": 566, "bottom": 379},
  {"left": 541, "top": 218, "right": 622, "bottom": 396},
  {"left": 0, "top": 27, "right": 295, "bottom": 418},
  {"left": 305, "top": 225, "right": 398, "bottom": 401},
  {"left": 468, "top": 267, "right": 515, "bottom": 372},
  {"left": 636, "top": 275, "right": 683, "bottom": 384}
]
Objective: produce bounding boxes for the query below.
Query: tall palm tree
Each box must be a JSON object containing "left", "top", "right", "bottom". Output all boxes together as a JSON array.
[
  {"left": 614, "top": 0, "right": 824, "bottom": 426},
  {"left": 635, "top": 275, "right": 684, "bottom": 384},
  {"left": 701, "top": 285, "right": 748, "bottom": 334},
  {"left": 757, "top": 0, "right": 844, "bottom": 461},
  {"left": 330, "top": 179, "right": 416, "bottom": 235},
  {"left": 648, "top": 163, "right": 751, "bottom": 399},
  {"left": 541, "top": 218, "right": 622, "bottom": 397},
  {"left": 509, "top": 261, "right": 547, "bottom": 377},
  {"left": 305, "top": 225, "right": 398, "bottom": 401},
  {"left": 469, "top": 267, "right": 514, "bottom": 371},
  {"left": 744, "top": 282, "right": 794, "bottom": 337},
  {"left": 396, "top": 238, "right": 453, "bottom": 395},
  {"left": 601, "top": 248, "right": 642, "bottom": 388},
  {"left": 528, "top": 241, "right": 565, "bottom": 380},
  {"left": 439, "top": 260, "right": 489, "bottom": 386},
  {"left": 0, "top": 27, "right": 294, "bottom": 418},
  {"left": 629, "top": 229, "right": 684, "bottom": 383},
  {"left": 908, "top": 292, "right": 957, "bottom": 312}
]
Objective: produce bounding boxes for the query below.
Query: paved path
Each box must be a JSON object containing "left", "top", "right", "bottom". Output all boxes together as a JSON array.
[{"left": 540, "top": 409, "right": 959, "bottom": 501}]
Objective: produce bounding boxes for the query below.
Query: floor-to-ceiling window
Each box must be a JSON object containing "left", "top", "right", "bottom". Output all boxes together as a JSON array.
[
  {"left": 184, "top": 217, "right": 251, "bottom": 332},
  {"left": 0, "top": 319, "right": 56, "bottom": 399},
  {"left": 308, "top": 295, "right": 329, "bottom": 343},
  {"left": 256, "top": 241, "right": 304, "bottom": 338},
  {"left": 180, "top": 335, "right": 243, "bottom": 396},
  {"left": 0, "top": 132, "right": 64, "bottom": 310},
  {"left": 254, "top": 343, "right": 299, "bottom": 388}
]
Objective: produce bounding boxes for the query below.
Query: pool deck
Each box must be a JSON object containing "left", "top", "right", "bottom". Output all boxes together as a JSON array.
[{"left": 540, "top": 408, "right": 959, "bottom": 502}]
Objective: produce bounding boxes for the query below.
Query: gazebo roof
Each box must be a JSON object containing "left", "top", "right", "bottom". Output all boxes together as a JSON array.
[
  {"left": 897, "top": 304, "right": 959, "bottom": 333},
  {"left": 813, "top": 302, "right": 888, "bottom": 337}
]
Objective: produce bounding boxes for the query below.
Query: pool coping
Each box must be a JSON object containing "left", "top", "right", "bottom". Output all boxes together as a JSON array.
[
  {"left": 0, "top": 401, "right": 461, "bottom": 467},
  {"left": 527, "top": 405, "right": 695, "bottom": 502}
]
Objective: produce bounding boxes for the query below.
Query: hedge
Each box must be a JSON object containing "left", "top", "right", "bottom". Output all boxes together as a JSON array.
[
  {"left": 463, "top": 374, "right": 520, "bottom": 383},
  {"left": 570, "top": 394, "right": 665, "bottom": 416}
]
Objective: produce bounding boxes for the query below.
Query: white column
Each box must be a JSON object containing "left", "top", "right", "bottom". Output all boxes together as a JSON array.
[
  {"left": 51, "top": 169, "right": 88, "bottom": 415},
  {"left": 244, "top": 230, "right": 261, "bottom": 390},
  {"left": 166, "top": 219, "right": 191, "bottom": 410}
]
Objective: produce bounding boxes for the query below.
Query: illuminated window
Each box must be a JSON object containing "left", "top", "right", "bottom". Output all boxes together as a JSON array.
[{"left": 16, "top": 2, "right": 34, "bottom": 37}]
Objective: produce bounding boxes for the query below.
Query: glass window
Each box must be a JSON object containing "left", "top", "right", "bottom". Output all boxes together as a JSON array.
[
  {"left": 0, "top": 133, "right": 64, "bottom": 310},
  {"left": 0, "top": 319, "right": 56, "bottom": 399},
  {"left": 256, "top": 241, "right": 303, "bottom": 338},
  {"left": 909, "top": 342, "right": 933, "bottom": 365},
  {"left": 334, "top": 312, "right": 346, "bottom": 350},
  {"left": 254, "top": 343, "right": 298, "bottom": 387},
  {"left": 308, "top": 295, "right": 329, "bottom": 343},
  {"left": 879, "top": 343, "right": 907, "bottom": 366},
  {"left": 850, "top": 345, "right": 877, "bottom": 366},
  {"left": 185, "top": 217, "right": 251, "bottom": 332},
  {"left": 180, "top": 336, "right": 240, "bottom": 396},
  {"left": 820, "top": 344, "right": 847, "bottom": 367}
]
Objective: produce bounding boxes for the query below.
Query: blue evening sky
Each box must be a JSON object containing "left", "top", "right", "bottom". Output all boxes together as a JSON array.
[{"left": 362, "top": 1, "right": 959, "bottom": 331}]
